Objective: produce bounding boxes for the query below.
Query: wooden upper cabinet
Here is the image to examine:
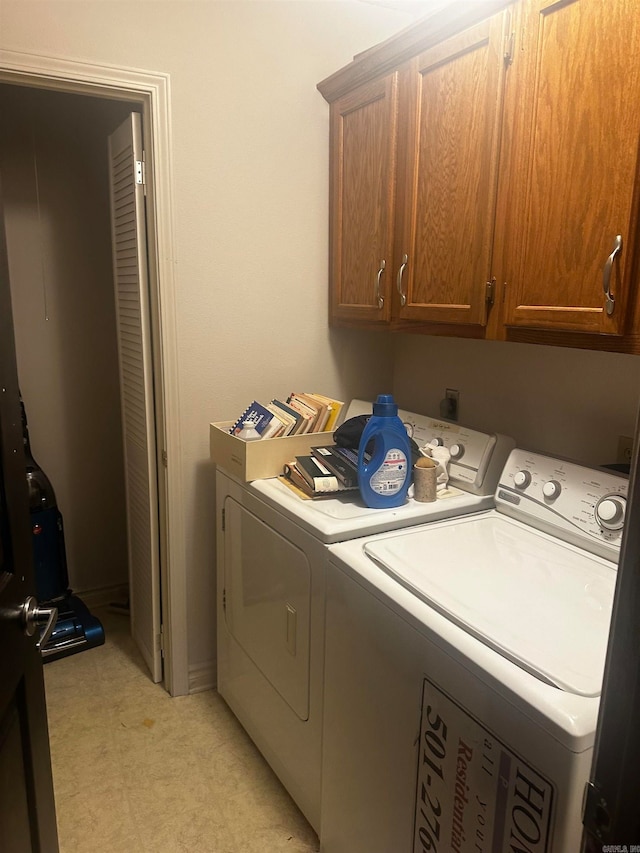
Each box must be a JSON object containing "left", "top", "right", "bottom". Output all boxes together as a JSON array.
[
  {"left": 395, "top": 11, "right": 511, "bottom": 326},
  {"left": 329, "top": 73, "right": 398, "bottom": 325},
  {"left": 320, "top": 0, "right": 640, "bottom": 349},
  {"left": 503, "top": 0, "right": 640, "bottom": 335}
]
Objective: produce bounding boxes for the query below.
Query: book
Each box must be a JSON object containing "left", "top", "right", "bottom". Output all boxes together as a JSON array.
[
  {"left": 296, "top": 393, "right": 331, "bottom": 432},
  {"left": 271, "top": 399, "right": 304, "bottom": 435},
  {"left": 330, "top": 444, "right": 371, "bottom": 470},
  {"left": 286, "top": 394, "right": 319, "bottom": 434},
  {"left": 310, "top": 445, "right": 358, "bottom": 488},
  {"left": 263, "top": 417, "right": 285, "bottom": 439},
  {"left": 278, "top": 472, "right": 312, "bottom": 500},
  {"left": 304, "top": 394, "right": 344, "bottom": 432},
  {"left": 229, "top": 392, "right": 343, "bottom": 442},
  {"left": 283, "top": 456, "right": 358, "bottom": 498},
  {"left": 266, "top": 402, "right": 296, "bottom": 437},
  {"left": 283, "top": 461, "right": 316, "bottom": 497},
  {"left": 294, "top": 454, "right": 340, "bottom": 492},
  {"left": 229, "top": 400, "right": 278, "bottom": 438}
]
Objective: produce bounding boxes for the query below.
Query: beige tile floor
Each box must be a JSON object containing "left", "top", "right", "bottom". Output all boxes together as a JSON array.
[{"left": 44, "top": 607, "right": 320, "bottom": 853}]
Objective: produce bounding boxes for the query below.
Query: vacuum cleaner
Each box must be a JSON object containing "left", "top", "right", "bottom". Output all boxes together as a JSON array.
[{"left": 21, "top": 397, "right": 105, "bottom": 662}]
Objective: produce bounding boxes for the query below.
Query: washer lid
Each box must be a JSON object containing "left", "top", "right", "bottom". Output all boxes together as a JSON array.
[{"left": 363, "top": 515, "right": 617, "bottom": 696}]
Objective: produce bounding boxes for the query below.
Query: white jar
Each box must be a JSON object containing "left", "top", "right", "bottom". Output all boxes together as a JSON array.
[{"left": 238, "top": 420, "right": 260, "bottom": 441}]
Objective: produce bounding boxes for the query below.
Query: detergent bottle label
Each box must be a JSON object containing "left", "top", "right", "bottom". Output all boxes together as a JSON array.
[{"left": 369, "top": 449, "right": 409, "bottom": 494}]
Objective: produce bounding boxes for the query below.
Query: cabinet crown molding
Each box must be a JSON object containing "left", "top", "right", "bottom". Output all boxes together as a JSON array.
[{"left": 317, "top": 0, "right": 512, "bottom": 102}]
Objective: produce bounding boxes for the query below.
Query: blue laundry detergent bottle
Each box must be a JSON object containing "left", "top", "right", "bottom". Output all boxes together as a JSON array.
[{"left": 358, "top": 394, "right": 411, "bottom": 509}]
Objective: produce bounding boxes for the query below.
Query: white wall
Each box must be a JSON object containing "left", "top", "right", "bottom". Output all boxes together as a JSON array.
[
  {"left": 1, "top": 0, "right": 412, "bottom": 682},
  {"left": 392, "top": 335, "right": 640, "bottom": 467}
]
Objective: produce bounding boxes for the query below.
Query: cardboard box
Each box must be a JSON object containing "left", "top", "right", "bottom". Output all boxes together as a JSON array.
[{"left": 210, "top": 421, "right": 335, "bottom": 482}]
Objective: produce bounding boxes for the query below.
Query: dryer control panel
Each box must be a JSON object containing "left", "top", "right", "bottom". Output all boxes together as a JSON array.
[
  {"left": 399, "top": 409, "right": 515, "bottom": 495},
  {"left": 496, "top": 448, "right": 629, "bottom": 561}
]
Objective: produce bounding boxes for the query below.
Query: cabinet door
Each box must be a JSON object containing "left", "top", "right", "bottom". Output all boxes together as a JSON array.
[
  {"left": 329, "top": 74, "right": 398, "bottom": 325},
  {"left": 503, "top": 0, "right": 640, "bottom": 334},
  {"left": 395, "top": 12, "right": 511, "bottom": 327}
]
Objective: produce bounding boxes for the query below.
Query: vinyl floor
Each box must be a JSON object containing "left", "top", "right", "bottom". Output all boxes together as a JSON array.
[{"left": 43, "top": 607, "right": 320, "bottom": 853}]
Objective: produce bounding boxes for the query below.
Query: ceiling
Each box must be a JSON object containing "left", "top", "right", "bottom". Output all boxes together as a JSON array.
[
  {"left": 357, "top": 0, "right": 451, "bottom": 19},
  {"left": 360, "top": 0, "right": 424, "bottom": 10}
]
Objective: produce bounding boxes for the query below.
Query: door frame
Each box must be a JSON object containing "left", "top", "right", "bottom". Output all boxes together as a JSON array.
[{"left": 0, "top": 49, "right": 188, "bottom": 696}]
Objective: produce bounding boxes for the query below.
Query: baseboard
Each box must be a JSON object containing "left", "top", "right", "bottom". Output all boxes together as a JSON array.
[
  {"left": 189, "top": 660, "right": 216, "bottom": 694},
  {"left": 74, "top": 583, "right": 129, "bottom": 611},
  {"left": 74, "top": 585, "right": 214, "bottom": 694}
]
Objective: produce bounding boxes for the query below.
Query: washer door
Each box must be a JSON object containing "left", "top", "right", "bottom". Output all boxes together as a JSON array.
[
  {"left": 223, "top": 497, "right": 311, "bottom": 720},
  {"left": 364, "top": 514, "right": 617, "bottom": 696}
]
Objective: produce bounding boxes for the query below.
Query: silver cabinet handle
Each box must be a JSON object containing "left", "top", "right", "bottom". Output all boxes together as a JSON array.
[
  {"left": 21, "top": 595, "right": 58, "bottom": 650},
  {"left": 396, "top": 253, "right": 408, "bottom": 307},
  {"left": 603, "top": 234, "right": 622, "bottom": 316},
  {"left": 375, "top": 260, "right": 386, "bottom": 309}
]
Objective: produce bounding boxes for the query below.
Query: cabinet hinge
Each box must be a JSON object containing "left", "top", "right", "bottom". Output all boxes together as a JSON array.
[
  {"left": 221, "top": 507, "right": 226, "bottom": 532},
  {"left": 222, "top": 588, "right": 226, "bottom": 613},
  {"left": 582, "top": 781, "right": 611, "bottom": 842},
  {"left": 135, "top": 158, "right": 145, "bottom": 185},
  {"left": 157, "top": 625, "right": 165, "bottom": 657},
  {"left": 161, "top": 449, "right": 168, "bottom": 468},
  {"left": 504, "top": 29, "right": 515, "bottom": 65},
  {"left": 485, "top": 277, "right": 496, "bottom": 306}
]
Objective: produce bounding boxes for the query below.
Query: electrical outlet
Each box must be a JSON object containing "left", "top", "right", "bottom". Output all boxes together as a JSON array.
[
  {"left": 440, "top": 388, "right": 459, "bottom": 422},
  {"left": 617, "top": 435, "right": 634, "bottom": 465}
]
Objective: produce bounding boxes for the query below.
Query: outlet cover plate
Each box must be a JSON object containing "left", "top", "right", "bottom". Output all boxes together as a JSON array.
[{"left": 617, "top": 435, "right": 633, "bottom": 465}]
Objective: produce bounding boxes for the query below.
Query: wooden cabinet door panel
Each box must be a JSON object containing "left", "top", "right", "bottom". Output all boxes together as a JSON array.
[
  {"left": 329, "top": 74, "right": 398, "bottom": 324},
  {"left": 396, "top": 12, "right": 510, "bottom": 326},
  {"left": 504, "top": 0, "right": 640, "bottom": 334}
]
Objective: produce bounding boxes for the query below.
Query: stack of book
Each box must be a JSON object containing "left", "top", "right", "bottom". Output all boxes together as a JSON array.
[
  {"left": 282, "top": 444, "right": 363, "bottom": 499},
  {"left": 229, "top": 393, "right": 344, "bottom": 440}
]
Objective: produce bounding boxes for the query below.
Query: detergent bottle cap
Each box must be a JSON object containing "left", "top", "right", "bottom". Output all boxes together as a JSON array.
[{"left": 373, "top": 394, "right": 398, "bottom": 417}]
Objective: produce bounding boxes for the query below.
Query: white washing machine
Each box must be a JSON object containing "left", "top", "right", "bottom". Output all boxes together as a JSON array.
[
  {"left": 215, "top": 402, "right": 514, "bottom": 833},
  {"left": 321, "top": 448, "right": 628, "bottom": 852}
]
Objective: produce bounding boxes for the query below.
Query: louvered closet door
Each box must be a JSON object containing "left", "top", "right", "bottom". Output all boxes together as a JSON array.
[{"left": 108, "top": 114, "right": 162, "bottom": 682}]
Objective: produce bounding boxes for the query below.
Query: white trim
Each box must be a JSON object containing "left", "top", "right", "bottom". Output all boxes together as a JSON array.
[
  {"left": 0, "top": 49, "right": 189, "bottom": 696},
  {"left": 188, "top": 660, "right": 216, "bottom": 695}
]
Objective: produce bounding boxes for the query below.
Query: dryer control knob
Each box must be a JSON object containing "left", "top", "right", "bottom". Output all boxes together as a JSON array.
[
  {"left": 543, "top": 480, "right": 561, "bottom": 499},
  {"left": 428, "top": 438, "right": 444, "bottom": 447},
  {"left": 595, "top": 496, "right": 626, "bottom": 530},
  {"left": 514, "top": 470, "right": 531, "bottom": 489},
  {"left": 449, "top": 443, "right": 464, "bottom": 460}
]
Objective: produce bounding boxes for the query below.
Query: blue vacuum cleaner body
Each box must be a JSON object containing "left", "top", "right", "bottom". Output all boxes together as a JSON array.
[
  {"left": 22, "top": 398, "right": 105, "bottom": 662},
  {"left": 31, "top": 505, "right": 67, "bottom": 603}
]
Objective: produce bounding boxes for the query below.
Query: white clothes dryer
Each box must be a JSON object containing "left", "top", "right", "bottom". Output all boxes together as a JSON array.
[
  {"left": 321, "top": 449, "right": 627, "bottom": 852},
  {"left": 215, "top": 402, "right": 514, "bottom": 833}
]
